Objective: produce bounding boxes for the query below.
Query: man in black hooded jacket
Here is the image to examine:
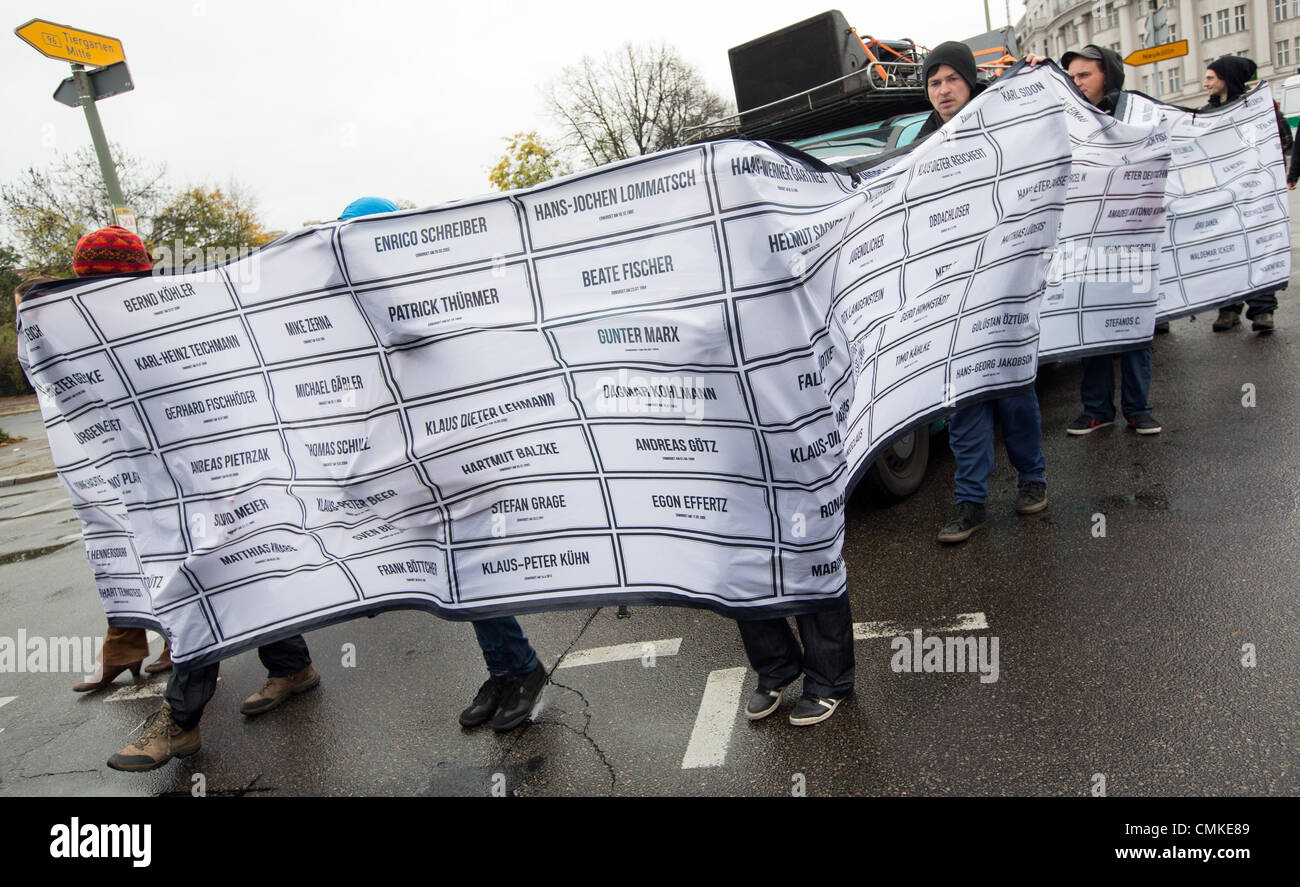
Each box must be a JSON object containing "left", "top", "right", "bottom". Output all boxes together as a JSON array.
[
  {"left": 915, "top": 42, "right": 1049, "bottom": 544},
  {"left": 1203, "top": 55, "right": 1281, "bottom": 334},
  {"left": 1027, "top": 45, "right": 1164, "bottom": 435}
]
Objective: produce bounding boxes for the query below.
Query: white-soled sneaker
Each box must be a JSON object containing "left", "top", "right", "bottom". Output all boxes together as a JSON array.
[{"left": 788, "top": 692, "right": 846, "bottom": 726}]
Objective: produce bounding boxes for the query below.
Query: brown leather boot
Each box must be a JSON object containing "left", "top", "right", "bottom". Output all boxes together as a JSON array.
[
  {"left": 144, "top": 644, "right": 173, "bottom": 675},
  {"left": 73, "top": 659, "right": 142, "bottom": 692},
  {"left": 107, "top": 706, "right": 200, "bottom": 771},
  {"left": 240, "top": 665, "right": 320, "bottom": 716}
]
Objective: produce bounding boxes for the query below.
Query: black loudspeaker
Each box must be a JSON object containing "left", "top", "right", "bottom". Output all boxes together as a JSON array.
[{"left": 727, "top": 9, "right": 870, "bottom": 114}]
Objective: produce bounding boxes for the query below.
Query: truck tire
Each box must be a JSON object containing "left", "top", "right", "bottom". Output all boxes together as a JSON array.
[{"left": 861, "top": 427, "right": 930, "bottom": 503}]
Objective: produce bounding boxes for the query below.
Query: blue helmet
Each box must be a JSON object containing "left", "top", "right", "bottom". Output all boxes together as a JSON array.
[{"left": 339, "top": 196, "right": 399, "bottom": 219}]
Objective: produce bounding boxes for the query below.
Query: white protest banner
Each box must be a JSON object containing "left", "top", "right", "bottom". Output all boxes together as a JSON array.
[
  {"left": 18, "top": 65, "right": 1074, "bottom": 668},
  {"left": 1117, "top": 82, "right": 1291, "bottom": 320}
]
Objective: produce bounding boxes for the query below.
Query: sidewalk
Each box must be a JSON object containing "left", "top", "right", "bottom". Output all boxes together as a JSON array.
[{"left": 0, "top": 396, "right": 55, "bottom": 486}]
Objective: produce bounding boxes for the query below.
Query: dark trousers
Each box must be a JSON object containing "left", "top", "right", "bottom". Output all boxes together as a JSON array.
[
  {"left": 472, "top": 617, "right": 539, "bottom": 676},
  {"left": 1222, "top": 290, "right": 1279, "bottom": 319},
  {"left": 737, "top": 595, "right": 855, "bottom": 699},
  {"left": 1080, "top": 346, "right": 1152, "bottom": 422},
  {"left": 165, "top": 635, "right": 310, "bottom": 730}
]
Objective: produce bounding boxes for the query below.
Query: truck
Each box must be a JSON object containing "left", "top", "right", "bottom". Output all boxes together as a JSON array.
[{"left": 690, "top": 9, "right": 1018, "bottom": 501}]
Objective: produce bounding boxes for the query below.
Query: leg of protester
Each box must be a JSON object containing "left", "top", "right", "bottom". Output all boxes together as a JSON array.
[
  {"left": 997, "top": 389, "right": 1048, "bottom": 514},
  {"left": 739, "top": 595, "right": 854, "bottom": 725},
  {"left": 1118, "top": 346, "right": 1160, "bottom": 434},
  {"left": 938, "top": 401, "right": 993, "bottom": 542},
  {"left": 460, "top": 617, "right": 546, "bottom": 732}
]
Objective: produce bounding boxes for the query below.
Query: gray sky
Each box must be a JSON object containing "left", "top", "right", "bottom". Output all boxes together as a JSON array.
[{"left": 2, "top": 0, "right": 1027, "bottom": 234}]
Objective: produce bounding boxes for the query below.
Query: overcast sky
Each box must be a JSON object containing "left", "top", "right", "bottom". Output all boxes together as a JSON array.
[{"left": 2, "top": 0, "right": 1027, "bottom": 234}]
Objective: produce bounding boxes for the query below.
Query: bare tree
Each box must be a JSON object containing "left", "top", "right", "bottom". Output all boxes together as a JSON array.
[{"left": 547, "top": 43, "right": 732, "bottom": 168}]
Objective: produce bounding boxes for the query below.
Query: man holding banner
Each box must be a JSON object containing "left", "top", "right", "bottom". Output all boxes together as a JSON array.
[
  {"left": 1030, "top": 45, "right": 1164, "bottom": 437},
  {"left": 918, "top": 42, "right": 1049, "bottom": 545}
]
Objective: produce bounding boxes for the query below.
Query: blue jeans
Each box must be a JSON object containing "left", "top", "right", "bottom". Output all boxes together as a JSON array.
[
  {"left": 1080, "top": 347, "right": 1151, "bottom": 422},
  {"left": 472, "top": 617, "right": 539, "bottom": 676},
  {"left": 948, "top": 389, "right": 1046, "bottom": 504}
]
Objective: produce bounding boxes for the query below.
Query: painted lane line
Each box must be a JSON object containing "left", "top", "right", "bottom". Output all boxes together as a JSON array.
[
  {"left": 853, "top": 611, "right": 989, "bottom": 641},
  {"left": 0, "top": 695, "right": 14, "bottom": 733},
  {"left": 557, "top": 638, "right": 682, "bottom": 669},
  {"left": 681, "top": 666, "right": 747, "bottom": 770}
]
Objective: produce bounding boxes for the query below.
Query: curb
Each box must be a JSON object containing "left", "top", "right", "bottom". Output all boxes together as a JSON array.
[{"left": 0, "top": 469, "right": 58, "bottom": 488}]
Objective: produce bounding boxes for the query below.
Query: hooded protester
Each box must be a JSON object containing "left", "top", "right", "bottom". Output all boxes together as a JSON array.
[
  {"left": 1060, "top": 44, "right": 1125, "bottom": 114},
  {"left": 1200, "top": 56, "right": 1282, "bottom": 333},
  {"left": 916, "top": 42, "right": 1049, "bottom": 544}
]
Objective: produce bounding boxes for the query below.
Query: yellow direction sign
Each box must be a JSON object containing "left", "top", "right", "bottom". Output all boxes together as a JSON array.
[
  {"left": 1125, "top": 40, "right": 1189, "bottom": 67},
  {"left": 14, "top": 19, "right": 125, "bottom": 67}
]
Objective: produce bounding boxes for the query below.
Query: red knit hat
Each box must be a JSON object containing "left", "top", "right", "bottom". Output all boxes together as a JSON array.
[{"left": 72, "top": 226, "right": 153, "bottom": 277}]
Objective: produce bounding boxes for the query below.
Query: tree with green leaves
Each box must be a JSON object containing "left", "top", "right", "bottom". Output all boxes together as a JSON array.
[
  {"left": 547, "top": 43, "right": 731, "bottom": 168},
  {"left": 488, "top": 132, "right": 569, "bottom": 191}
]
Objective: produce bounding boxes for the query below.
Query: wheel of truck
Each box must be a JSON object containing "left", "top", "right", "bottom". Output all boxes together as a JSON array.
[{"left": 862, "top": 427, "right": 930, "bottom": 503}]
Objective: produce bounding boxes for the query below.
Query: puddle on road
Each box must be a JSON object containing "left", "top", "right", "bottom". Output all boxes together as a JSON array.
[{"left": 0, "top": 539, "right": 79, "bottom": 566}]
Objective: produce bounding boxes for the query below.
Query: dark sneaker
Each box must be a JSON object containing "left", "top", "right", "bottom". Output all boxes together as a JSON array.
[
  {"left": 788, "top": 692, "right": 846, "bottom": 726},
  {"left": 745, "top": 679, "right": 795, "bottom": 721},
  {"left": 239, "top": 664, "right": 320, "bottom": 716},
  {"left": 490, "top": 662, "right": 547, "bottom": 732},
  {"left": 1154, "top": 321, "right": 1170, "bottom": 334},
  {"left": 1066, "top": 414, "right": 1113, "bottom": 435},
  {"left": 1126, "top": 413, "right": 1162, "bottom": 435},
  {"left": 107, "top": 706, "right": 200, "bottom": 772},
  {"left": 1212, "top": 309, "right": 1241, "bottom": 331},
  {"left": 937, "top": 501, "right": 986, "bottom": 544},
  {"left": 1252, "top": 312, "right": 1274, "bottom": 333},
  {"left": 1015, "top": 481, "right": 1048, "bottom": 515},
  {"left": 459, "top": 674, "right": 512, "bottom": 727}
]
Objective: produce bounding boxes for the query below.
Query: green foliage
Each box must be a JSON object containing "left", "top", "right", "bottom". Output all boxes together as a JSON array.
[
  {"left": 488, "top": 132, "right": 569, "bottom": 191},
  {"left": 149, "top": 184, "right": 270, "bottom": 271},
  {"left": 0, "top": 323, "right": 32, "bottom": 397}
]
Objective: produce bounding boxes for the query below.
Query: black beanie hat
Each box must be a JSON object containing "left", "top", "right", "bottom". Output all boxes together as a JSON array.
[
  {"left": 923, "top": 41, "right": 979, "bottom": 89},
  {"left": 1207, "top": 55, "right": 1257, "bottom": 99}
]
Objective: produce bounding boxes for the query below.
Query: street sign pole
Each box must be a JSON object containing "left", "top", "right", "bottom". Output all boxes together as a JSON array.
[{"left": 71, "top": 63, "right": 126, "bottom": 212}]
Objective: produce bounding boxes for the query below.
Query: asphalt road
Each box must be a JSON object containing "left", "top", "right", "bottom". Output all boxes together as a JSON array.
[{"left": 1, "top": 252, "right": 1297, "bottom": 799}]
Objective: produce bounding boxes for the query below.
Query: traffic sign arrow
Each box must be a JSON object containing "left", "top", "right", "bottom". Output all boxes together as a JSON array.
[
  {"left": 14, "top": 18, "right": 125, "bottom": 67},
  {"left": 1125, "top": 39, "right": 1189, "bottom": 67}
]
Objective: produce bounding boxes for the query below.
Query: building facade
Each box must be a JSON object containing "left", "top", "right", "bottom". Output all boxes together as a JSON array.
[{"left": 1016, "top": 0, "right": 1300, "bottom": 105}]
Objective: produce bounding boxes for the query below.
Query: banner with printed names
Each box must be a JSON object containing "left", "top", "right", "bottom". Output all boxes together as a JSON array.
[
  {"left": 1117, "top": 82, "right": 1291, "bottom": 320},
  {"left": 18, "top": 63, "right": 1256, "bottom": 668}
]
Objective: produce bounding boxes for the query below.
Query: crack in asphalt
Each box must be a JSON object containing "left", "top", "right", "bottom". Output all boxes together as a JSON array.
[
  {"left": 495, "top": 608, "right": 619, "bottom": 794},
  {"left": 20, "top": 769, "right": 99, "bottom": 779}
]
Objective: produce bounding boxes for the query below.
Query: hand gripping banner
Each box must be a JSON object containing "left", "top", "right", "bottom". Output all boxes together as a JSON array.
[
  {"left": 15, "top": 65, "right": 1107, "bottom": 669},
  {"left": 1117, "top": 82, "right": 1292, "bottom": 320}
]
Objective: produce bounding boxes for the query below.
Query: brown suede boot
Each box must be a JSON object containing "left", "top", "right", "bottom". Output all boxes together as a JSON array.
[
  {"left": 107, "top": 706, "right": 200, "bottom": 771},
  {"left": 144, "top": 644, "right": 173, "bottom": 675},
  {"left": 240, "top": 665, "right": 320, "bottom": 716}
]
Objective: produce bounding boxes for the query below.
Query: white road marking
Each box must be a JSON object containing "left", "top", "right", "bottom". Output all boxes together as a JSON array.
[
  {"left": 0, "top": 695, "right": 14, "bottom": 733},
  {"left": 853, "top": 611, "right": 989, "bottom": 640},
  {"left": 557, "top": 638, "right": 682, "bottom": 668},
  {"left": 104, "top": 681, "right": 168, "bottom": 701},
  {"left": 681, "top": 666, "right": 747, "bottom": 769}
]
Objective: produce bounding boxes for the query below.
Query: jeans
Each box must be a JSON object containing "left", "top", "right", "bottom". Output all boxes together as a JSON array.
[
  {"left": 948, "top": 389, "right": 1046, "bottom": 504},
  {"left": 736, "top": 595, "right": 854, "bottom": 699},
  {"left": 472, "top": 617, "right": 539, "bottom": 676},
  {"left": 1080, "top": 346, "right": 1151, "bottom": 422},
  {"left": 166, "top": 635, "right": 310, "bottom": 730}
]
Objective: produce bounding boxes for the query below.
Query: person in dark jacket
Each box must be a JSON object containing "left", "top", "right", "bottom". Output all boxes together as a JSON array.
[
  {"left": 1030, "top": 45, "right": 1165, "bottom": 436},
  {"left": 1202, "top": 56, "right": 1280, "bottom": 334},
  {"left": 914, "top": 42, "right": 1049, "bottom": 544}
]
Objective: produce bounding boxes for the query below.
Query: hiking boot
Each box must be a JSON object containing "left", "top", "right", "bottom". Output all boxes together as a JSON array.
[
  {"left": 1126, "top": 413, "right": 1162, "bottom": 435},
  {"left": 937, "top": 501, "right": 986, "bottom": 544},
  {"left": 788, "top": 692, "right": 847, "bottom": 726},
  {"left": 490, "top": 662, "right": 547, "bottom": 732},
  {"left": 239, "top": 665, "right": 320, "bottom": 716},
  {"left": 1212, "top": 309, "right": 1241, "bottom": 331},
  {"left": 1066, "top": 414, "right": 1113, "bottom": 435},
  {"left": 1252, "top": 312, "right": 1274, "bottom": 333},
  {"left": 1015, "top": 481, "right": 1048, "bottom": 515},
  {"left": 107, "top": 706, "right": 200, "bottom": 771},
  {"left": 745, "top": 679, "right": 796, "bottom": 721},
  {"left": 459, "top": 674, "right": 512, "bottom": 728}
]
